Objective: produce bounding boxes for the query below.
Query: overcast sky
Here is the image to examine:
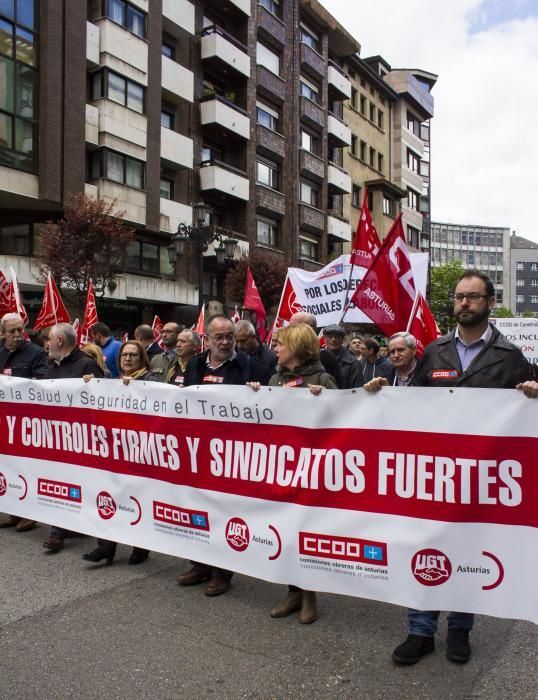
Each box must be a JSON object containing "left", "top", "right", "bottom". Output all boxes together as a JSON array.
[{"left": 320, "top": 0, "right": 538, "bottom": 243}]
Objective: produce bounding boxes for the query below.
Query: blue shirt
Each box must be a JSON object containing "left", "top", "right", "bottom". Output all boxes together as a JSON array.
[
  {"left": 455, "top": 324, "right": 492, "bottom": 372},
  {"left": 101, "top": 336, "right": 122, "bottom": 378}
]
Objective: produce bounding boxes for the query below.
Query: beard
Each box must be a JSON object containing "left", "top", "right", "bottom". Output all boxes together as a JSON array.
[{"left": 456, "top": 306, "right": 490, "bottom": 327}]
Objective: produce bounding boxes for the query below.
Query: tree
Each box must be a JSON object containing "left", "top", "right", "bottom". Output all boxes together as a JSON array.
[
  {"left": 493, "top": 306, "right": 514, "bottom": 318},
  {"left": 428, "top": 260, "right": 464, "bottom": 333},
  {"left": 224, "top": 249, "right": 288, "bottom": 313},
  {"left": 39, "top": 194, "right": 135, "bottom": 314}
]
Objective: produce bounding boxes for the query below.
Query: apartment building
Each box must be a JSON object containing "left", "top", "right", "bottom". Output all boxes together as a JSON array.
[
  {"left": 510, "top": 233, "right": 538, "bottom": 316},
  {"left": 430, "top": 221, "right": 510, "bottom": 306},
  {"left": 1, "top": 0, "right": 364, "bottom": 327}
]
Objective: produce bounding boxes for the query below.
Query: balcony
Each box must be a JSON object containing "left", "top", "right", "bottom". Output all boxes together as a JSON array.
[
  {"left": 257, "top": 5, "right": 285, "bottom": 46},
  {"left": 327, "top": 114, "right": 351, "bottom": 147},
  {"left": 327, "top": 215, "right": 352, "bottom": 242},
  {"left": 90, "top": 180, "right": 146, "bottom": 225},
  {"left": 95, "top": 100, "right": 147, "bottom": 153},
  {"left": 160, "top": 198, "right": 193, "bottom": 233},
  {"left": 256, "top": 124, "right": 286, "bottom": 161},
  {"left": 328, "top": 164, "right": 351, "bottom": 194},
  {"left": 200, "top": 162, "right": 249, "bottom": 201},
  {"left": 161, "top": 127, "right": 193, "bottom": 170},
  {"left": 162, "top": 56, "right": 194, "bottom": 104},
  {"left": 299, "top": 204, "right": 324, "bottom": 234},
  {"left": 299, "top": 150, "right": 324, "bottom": 182},
  {"left": 162, "top": 0, "right": 194, "bottom": 35},
  {"left": 86, "top": 21, "right": 99, "bottom": 66},
  {"left": 228, "top": 0, "right": 250, "bottom": 14},
  {"left": 300, "top": 43, "right": 325, "bottom": 78},
  {"left": 200, "top": 96, "right": 250, "bottom": 141},
  {"left": 97, "top": 18, "right": 148, "bottom": 76},
  {"left": 300, "top": 96, "right": 324, "bottom": 130},
  {"left": 328, "top": 62, "right": 351, "bottom": 100},
  {"left": 257, "top": 65, "right": 286, "bottom": 103},
  {"left": 256, "top": 184, "right": 285, "bottom": 218},
  {"left": 85, "top": 104, "right": 99, "bottom": 145},
  {"left": 201, "top": 26, "right": 250, "bottom": 79}
]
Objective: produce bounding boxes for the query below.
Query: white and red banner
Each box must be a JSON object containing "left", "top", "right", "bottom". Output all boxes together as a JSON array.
[
  {"left": 491, "top": 318, "right": 538, "bottom": 365},
  {"left": 0, "top": 378, "right": 537, "bottom": 623},
  {"left": 287, "top": 253, "right": 428, "bottom": 327}
]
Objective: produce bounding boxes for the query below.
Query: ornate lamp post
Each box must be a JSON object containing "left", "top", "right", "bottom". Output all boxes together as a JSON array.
[{"left": 167, "top": 201, "right": 238, "bottom": 311}]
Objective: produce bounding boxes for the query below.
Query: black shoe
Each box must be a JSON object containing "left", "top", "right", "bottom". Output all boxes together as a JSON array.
[
  {"left": 447, "top": 629, "right": 471, "bottom": 663},
  {"left": 128, "top": 548, "right": 149, "bottom": 565},
  {"left": 82, "top": 546, "right": 115, "bottom": 565},
  {"left": 392, "top": 634, "right": 435, "bottom": 665}
]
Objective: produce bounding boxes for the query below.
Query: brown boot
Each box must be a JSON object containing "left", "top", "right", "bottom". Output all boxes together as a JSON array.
[
  {"left": 0, "top": 515, "right": 21, "bottom": 528},
  {"left": 270, "top": 590, "right": 302, "bottom": 618},
  {"left": 16, "top": 519, "right": 36, "bottom": 532},
  {"left": 298, "top": 591, "right": 317, "bottom": 624}
]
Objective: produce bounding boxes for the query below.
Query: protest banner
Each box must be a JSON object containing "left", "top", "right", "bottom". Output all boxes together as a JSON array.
[
  {"left": 287, "top": 253, "right": 428, "bottom": 327},
  {"left": 490, "top": 318, "right": 538, "bottom": 364},
  {"left": 0, "top": 377, "right": 536, "bottom": 624}
]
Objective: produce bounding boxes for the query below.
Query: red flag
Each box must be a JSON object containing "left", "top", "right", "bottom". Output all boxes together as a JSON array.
[
  {"left": 0, "top": 270, "right": 13, "bottom": 317},
  {"left": 349, "top": 215, "right": 416, "bottom": 337},
  {"left": 230, "top": 305, "right": 241, "bottom": 324},
  {"left": 152, "top": 315, "right": 165, "bottom": 350},
  {"left": 350, "top": 189, "right": 381, "bottom": 268},
  {"left": 266, "top": 275, "right": 302, "bottom": 346},
  {"left": 80, "top": 279, "right": 98, "bottom": 344},
  {"left": 9, "top": 266, "right": 29, "bottom": 326},
  {"left": 122, "top": 332, "right": 129, "bottom": 343},
  {"left": 243, "top": 267, "right": 267, "bottom": 341},
  {"left": 193, "top": 305, "right": 205, "bottom": 352},
  {"left": 72, "top": 318, "right": 82, "bottom": 346},
  {"left": 409, "top": 293, "right": 441, "bottom": 358},
  {"left": 33, "top": 273, "right": 70, "bottom": 331}
]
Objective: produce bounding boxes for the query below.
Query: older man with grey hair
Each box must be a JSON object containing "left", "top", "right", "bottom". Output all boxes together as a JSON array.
[
  {"left": 0, "top": 313, "right": 48, "bottom": 532},
  {"left": 363, "top": 332, "right": 418, "bottom": 390},
  {"left": 235, "top": 319, "right": 277, "bottom": 373}
]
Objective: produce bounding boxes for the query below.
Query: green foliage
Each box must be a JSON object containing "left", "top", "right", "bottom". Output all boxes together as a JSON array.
[
  {"left": 522, "top": 310, "right": 538, "bottom": 318},
  {"left": 493, "top": 306, "right": 514, "bottom": 318},
  {"left": 429, "top": 260, "right": 465, "bottom": 333}
]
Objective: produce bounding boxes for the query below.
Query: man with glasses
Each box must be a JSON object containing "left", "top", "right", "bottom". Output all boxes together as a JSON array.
[
  {"left": 177, "top": 314, "right": 270, "bottom": 596},
  {"left": 150, "top": 321, "right": 182, "bottom": 381}
]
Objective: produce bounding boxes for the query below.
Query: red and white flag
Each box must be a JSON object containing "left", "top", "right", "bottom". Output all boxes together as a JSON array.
[
  {"left": 408, "top": 292, "right": 441, "bottom": 358},
  {"left": 80, "top": 279, "right": 98, "bottom": 345},
  {"left": 243, "top": 267, "right": 267, "bottom": 341},
  {"left": 9, "top": 266, "right": 29, "bottom": 327},
  {"left": 349, "top": 215, "right": 416, "bottom": 337},
  {"left": 266, "top": 275, "right": 302, "bottom": 345},
  {"left": 0, "top": 270, "right": 13, "bottom": 318},
  {"left": 193, "top": 305, "right": 205, "bottom": 352},
  {"left": 230, "top": 305, "right": 241, "bottom": 324},
  {"left": 350, "top": 189, "right": 381, "bottom": 269},
  {"left": 121, "top": 332, "right": 129, "bottom": 343},
  {"left": 152, "top": 315, "right": 165, "bottom": 350},
  {"left": 33, "top": 272, "right": 70, "bottom": 331},
  {"left": 72, "top": 318, "right": 82, "bottom": 346}
]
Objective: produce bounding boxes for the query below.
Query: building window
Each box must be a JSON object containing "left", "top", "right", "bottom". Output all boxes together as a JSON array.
[
  {"left": 369, "top": 103, "right": 375, "bottom": 122},
  {"left": 532, "top": 263, "right": 538, "bottom": 271},
  {"left": 300, "top": 75, "right": 319, "bottom": 103},
  {"left": 377, "top": 110, "right": 384, "bottom": 129},
  {"left": 256, "top": 158, "right": 279, "bottom": 189},
  {"left": 160, "top": 177, "right": 173, "bottom": 199},
  {"left": 407, "top": 225, "right": 420, "bottom": 248},
  {"left": 516, "top": 279, "right": 525, "bottom": 287},
  {"left": 351, "top": 87, "right": 358, "bottom": 109},
  {"left": 377, "top": 153, "right": 383, "bottom": 172},
  {"left": 299, "top": 22, "right": 319, "bottom": 51},
  {"left": 300, "top": 180, "right": 318, "bottom": 207},
  {"left": 256, "top": 41, "right": 280, "bottom": 76},
  {"left": 91, "top": 68, "right": 145, "bottom": 113},
  {"left": 407, "top": 188, "right": 419, "bottom": 211},
  {"left": 256, "top": 217, "right": 278, "bottom": 247},
  {"left": 161, "top": 43, "right": 174, "bottom": 59},
  {"left": 299, "top": 236, "right": 319, "bottom": 261},
  {"left": 420, "top": 160, "right": 430, "bottom": 178},
  {"left": 467, "top": 252, "right": 475, "bottom": 265},
  {"left": 160, "top": 110, "right": 173, "bottom": 129},
  {"left": 89, "top": 148, "right": 145, "bottom": 189},
  {"left": 516, "top": 261, "right": 524, "bottom": 270},
  {"left": 126, "top": 240, "right": 160, "bottom": 274},
  {"left": 383, "top": 195, "right": 395, "bottom": 217},
  {"left": 0, "top": 5, "right": 38, "bottom": 173},
  {"left": 407, "top": 149, "right": 420, "bottom": 173},
  {"left": 516, "top": 295, "right": 524, "bottom": 304},
  {"left": 350, "top": 134, "right": 357, "bottom": 156},
  {"left": 531, "top": 296, "right": 538, "bottom": 304},
  {"left": 420, "top": 122, "right": 430, "bottom": 142},
  {"left": 256, "top": 100, "right": 279, "bottom": 131},
  {"left": 258, "top": 0, "right": 280, "bottom": 17},
  {"left": 351, "top": 184, "right": 361, "bottom": 208},
  {"left": 531, "top": 279, "right": 538, "bottom": 287},
  {"left": 301, "top": 128, "right": 319, "bottom": 155},
  {"left": 0, "top": 223, "right": 32, "bottom": 255},
  {"left": 406, "top": 111, "right": 420, "bottom": 136},
  {"left": 369, "top": 146, "right": 375, "bottom": 167},
  {"left": 360, "top": 94, "right": 366, "bottom": 114},
  {"left": 105, "top": 0, "right": 146, "bottom": 38},
  {"left": 201, "top": 143, "right": 221, "bottom": 163},
  {"left": 359, "top": 140, "right": 366, "bottom": 161}
]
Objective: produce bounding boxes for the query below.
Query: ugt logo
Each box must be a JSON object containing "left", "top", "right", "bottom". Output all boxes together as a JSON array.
[
  {"left": 225, "top": 517, "right": 249, "bottom": 552},
  {"left": 96, "top": 491, "right": 116, "bottom": 520},
  {"left": 412, "top": 548, "right": 452, "bottom": 587},
  {"left": 0, "top": 472, "right": 7, "bottom": 496}
]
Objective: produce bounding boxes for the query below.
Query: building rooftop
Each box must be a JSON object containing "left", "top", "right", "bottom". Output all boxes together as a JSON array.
[{"left": 511, "top": 233, "right": 538, "bottom": 249}]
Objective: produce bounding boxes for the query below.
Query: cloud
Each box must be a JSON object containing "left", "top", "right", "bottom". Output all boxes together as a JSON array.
[{"left": 320, "top": 1, "right": 538, "bottom": 242}]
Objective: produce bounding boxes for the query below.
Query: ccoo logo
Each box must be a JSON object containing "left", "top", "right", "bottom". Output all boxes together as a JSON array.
[
  {"left": 0, "top": 472, "right": 6, "bottom": 496},
  {"left": 412, "top": 548, "right": 452, "bottom": 586},
  {"left": 96, "top": 491, "right": 116, "bottom": 520},
  {"left": 225, "top": 517, "right": 249, "bottom": 552}
]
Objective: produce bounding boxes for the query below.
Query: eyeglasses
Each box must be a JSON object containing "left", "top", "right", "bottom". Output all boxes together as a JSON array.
[
  {"left": 450, "top": 293, "right": 489, "bottom": 303},
  {"left": 207, "top": 333, "right": 235, "bottom": 342}
]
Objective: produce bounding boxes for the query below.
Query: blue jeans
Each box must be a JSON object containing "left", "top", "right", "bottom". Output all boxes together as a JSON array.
[{"left": 408, "top": 609, "right": 474, "bottom": 637}]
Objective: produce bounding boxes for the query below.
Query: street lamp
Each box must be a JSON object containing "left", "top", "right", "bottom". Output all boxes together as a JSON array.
[{"left": 167, "top": 201, "right": 238, "bottom": 310}]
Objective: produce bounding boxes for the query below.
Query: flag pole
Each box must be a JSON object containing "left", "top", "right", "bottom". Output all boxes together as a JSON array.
[
  {"left": 406, "top": 290, "right": 421, "bottom": 333},
  {"left": 266, "top": 274, "right": 289, "bottom": 345}
]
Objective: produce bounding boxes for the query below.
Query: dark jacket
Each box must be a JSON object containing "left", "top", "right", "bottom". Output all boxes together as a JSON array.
[
  {"left": 359, "top": 356, "right": 393, "bottom": 383},
  {"left": 46, "top": 348, "right": 104, "bottom": 380},
  {"left": 184, "top": 350, "right": 271, "bottom": 386},
  {"left": 251, "top": 343, "right": 277, "bottom": 373},
  {"left": 0, "top": 341, "right": 48, "bottom": 379},
  {"left": 269, "top": 359, "right": 337, "bottom": 389},
  {"left": 330, "top": 347, "right": 364, "bottom": 389},
  {"left": 413, "top": 324, "right": 530, "bottom": 388},
  {"left": 319, "top": 349, "right": 343, "bottom": 389}
]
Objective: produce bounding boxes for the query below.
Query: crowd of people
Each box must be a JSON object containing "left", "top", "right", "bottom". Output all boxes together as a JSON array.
[{"left": 1, "top": 269, "right": 537, "bottom": 666}]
